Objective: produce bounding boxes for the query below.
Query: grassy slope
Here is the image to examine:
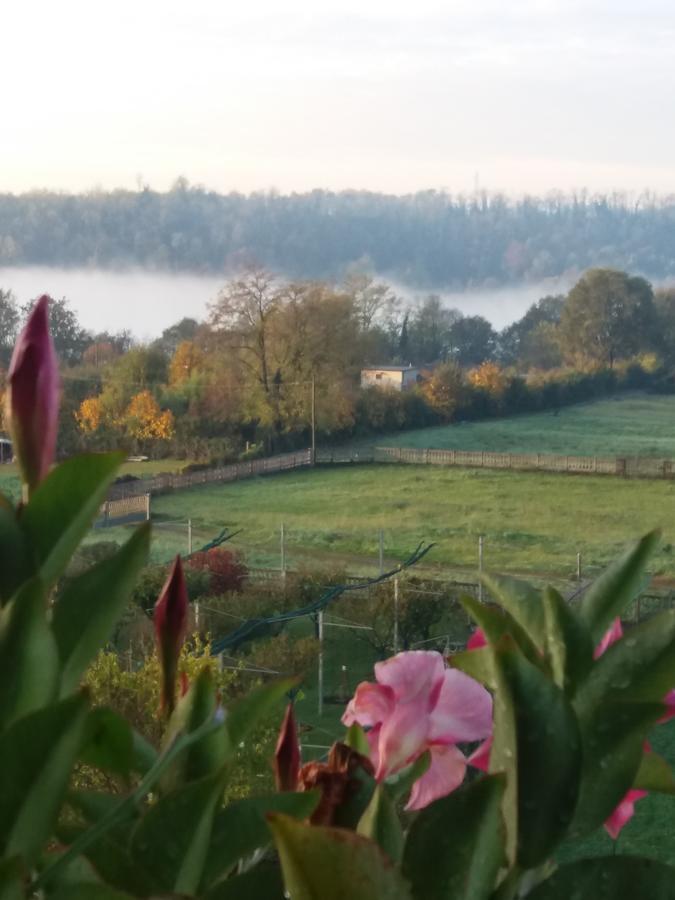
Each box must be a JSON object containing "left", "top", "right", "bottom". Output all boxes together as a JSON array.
[{"left": 347, "top": 393, "right": 675, "bottom": 457}]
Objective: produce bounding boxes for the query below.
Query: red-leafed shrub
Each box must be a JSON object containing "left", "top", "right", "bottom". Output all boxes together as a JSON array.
[{"left": 187, "top": 548, "right": 248, "bottom": 594}]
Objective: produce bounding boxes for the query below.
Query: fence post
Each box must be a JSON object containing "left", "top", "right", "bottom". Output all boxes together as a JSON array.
[
  {"left": 379, "top": 529, "right": 384, "bottom": 575},
  {"left": 188, "top": 519, "right": 193, "bottom": 556},
  {"left": 144, "top": 493, "right": 151, "bottom": 521},
  {"left": 576, "top": 552, "right": 582, "bottom": 582},
  {"left": 393, "top": 576, "right": 400, "bottom": 653},
  {"left": 317, "top": 610, "right": 324, "bottom": 717},
  {"left": 280, "top": 522, "right": 286, "bottom": 580},
  {"left": 478, "top": 535, "right": 484, "bottom": 602}
]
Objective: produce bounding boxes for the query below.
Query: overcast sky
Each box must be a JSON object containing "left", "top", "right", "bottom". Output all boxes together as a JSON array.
[{"left": 3, "top": 0, "right": 675, "bottom": 196}]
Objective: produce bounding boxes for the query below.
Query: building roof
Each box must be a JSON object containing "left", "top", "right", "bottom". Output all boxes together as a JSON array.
[{"left": 362, "top": 365, "right": 418, "bottom": 372}]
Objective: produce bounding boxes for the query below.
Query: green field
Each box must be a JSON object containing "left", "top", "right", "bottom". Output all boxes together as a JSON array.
[
  {"left": 348, "top": 392, "right": 675, "bottom": 457},
  {"left": 92, "top": 462, "right": 675, "bottom": 583}
]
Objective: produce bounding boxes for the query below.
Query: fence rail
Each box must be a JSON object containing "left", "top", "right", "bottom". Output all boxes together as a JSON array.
[
  {"left": 95, "top": 493, "right": 150, "bottom": 528},
  {"left": 109, "top": 449, "right": 313, "bottom": 499},
  {"left": 317, "top": 446, "right": 675, "bottom": 479}
]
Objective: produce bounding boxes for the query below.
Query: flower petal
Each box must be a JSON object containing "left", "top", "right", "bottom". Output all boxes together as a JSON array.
[
  {"left": 604, "top": 789, "right": 648, "bottom": 839},
  {"left": 467, "top": 736, "right": 492, "bottom": 773},
  {"left": 405, "top": 744, "right": 467, "bottom": 811},
  {"left": 467, "top": 628, "right": 487, "bottom": 650},
  {"left": 342, "top": 682, "right": 395, "bottom": 728},
  {"left": 374, "top": 650, "right": 445, "bottom": 705},
  {"left": 594, "top": 617, "right": 623, "bottom": 659},
  {"left": 375, "top": 701, "right": 430, "bottom": 780},
  {"left": 429, "top": 668, "right": 493, "bottom": 744},
  {"left": 658, "top": 688, "right": 675, "bottom": 724}
]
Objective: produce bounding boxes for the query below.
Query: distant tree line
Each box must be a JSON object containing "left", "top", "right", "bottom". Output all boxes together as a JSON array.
[
  {"left": 3, "top": 184, "right": 675, "bottom": 286},
  {"left": 0, "top": 267, "right": 672, "bottom": 461}
]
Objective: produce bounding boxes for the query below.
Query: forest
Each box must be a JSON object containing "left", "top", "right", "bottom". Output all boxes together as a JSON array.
[
  {"left": 1, "top": 267, "right": 674, "bottom": 462},
  {"left": 2, "top": 185, "right": 675, "bottom": 286}
]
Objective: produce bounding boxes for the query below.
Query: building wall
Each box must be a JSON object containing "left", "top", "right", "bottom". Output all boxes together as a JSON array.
[{"left": 360, "top": 368, "right": 419, "bottom": 391}]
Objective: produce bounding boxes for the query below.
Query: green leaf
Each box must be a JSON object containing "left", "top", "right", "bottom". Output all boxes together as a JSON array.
[
  {"left": 225, "top": 676, "right": 297, "bottom": 746},
  {"left": 0, "top": 506, "right": 31, "bottom": 605},
  {"left": 161, "top": 667, "right": 230, "bottom": 790},
  {"left": 579, "top": 530, "right": 660, "bottom": 642},
  {"left": 52, "top": 524, "right": 150, "bottom": 695},
  {"left": 47, "top": 886, "right": 136, "bottom": 900},
  {"left": 634, "top": 748, "right": 675, "bottom": 795},
  {"left": 130, "top": 771, "right": 225, "bottom": 895},
  {"left": 449, "top": 647, "right": 497, "bottom": 691},
  {"left": 203, "top": 863, "right": 285, "bottom": 900},
  {"left": 0, "top": 577, "right": 59, "bottom": 729},
  {"left": 460, "top": 593, "right": 542, "bottom": 666},
  {"left": 526, "top": 856, "right": 675, "bottom": 899},
  {"left": 79, "top": 708, "right": 134, "bottom": 778},
  {"left": 402, "top": 775, "right": 506, "bottom": 900},
  {"left": 268, "top": 813, "right": 411, "bottom": 900},
  {"left": 575, "top": 610, "right": 675, "bottom": 710},
  {"left": 479, "top": 573, "right": 546, "bottom": 648},
  {"left": 345, "top": 722, "right": 370, "bottom": 756},
  {"left": 357, "top": 785, "right": 403, "bottom": 863},
  {"left": 20, "top": 452, "right": 125, "bottom": 585},
  {"left": 0, "top": 857, "right": 24, "bottom": 900},
  {"left": 130, "top": 728, "right": 158, "bottom": 775},
  {"left": 201, "top": 792, "right": 320, "bottom": 889},
  {"left": 542, "top": 587, "right": 594, "bottom": 694},
  {"left": 570, "top": 701, "right": 663, "bottom": 837},
  {"left": 0, "top": 694, "right": 88, "bottom": 865},
  {"left": 385, "top": 751, "right": 431, "bottom": 803},
  {"left": 498, "top": 647, "right": 582, "bottom": 868}
]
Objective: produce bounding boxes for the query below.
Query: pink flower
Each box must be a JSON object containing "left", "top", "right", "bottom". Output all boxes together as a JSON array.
[
  {"left": 659, "top": 689, "right": 675, "bottom": 724},
  {"left": 603, "top": 789, "right": 648, "bottom": 840},
  {"left": 6, "top": 295, "right": 60, "bottom": 494},
  {"left": 342, "top": 650, "right": 492, "bottom": 811},
  {"left": 154, "top": 555, "right": 189, "bottom": 714},
  {"left": 593, "top": 617, "right": 623, "bottom": 659},
  {"left": 467, "top": 627, "right": 487, "bottom": 650}
]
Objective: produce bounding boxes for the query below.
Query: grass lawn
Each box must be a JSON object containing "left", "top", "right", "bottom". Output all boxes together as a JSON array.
[
  {"left": 345, "top": 392, "right": 675, "bottom": 458},
  {"left": 126, "top": 463, "right": 675, "bottom": 582}
]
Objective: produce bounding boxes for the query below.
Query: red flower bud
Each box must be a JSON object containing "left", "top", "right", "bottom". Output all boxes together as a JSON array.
[
  {"left": 6, "top": 296, "right": 60, "bottom": 495},
  {"left": 274, "top": 703, "right": 301, "bottom": 792},
  {"left": 154, "top": 555, "right": 189, "bottom": 714}
]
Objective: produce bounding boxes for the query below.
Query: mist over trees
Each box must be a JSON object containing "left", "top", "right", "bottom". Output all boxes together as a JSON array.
[{"left": 3, "top": 186, "right": 675, "bottom": 286}]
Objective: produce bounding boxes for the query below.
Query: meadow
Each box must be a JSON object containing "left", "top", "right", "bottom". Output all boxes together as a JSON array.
[
  {"left": 347, "top": 392, "right": 675, "bottom": 458},
  {"left": 88, "top": 462, "right": 675, "bottom": 586}
]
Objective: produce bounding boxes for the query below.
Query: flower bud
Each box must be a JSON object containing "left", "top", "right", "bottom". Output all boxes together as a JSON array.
[
  {"left": 154, "top": 555, "right": 189, "bottom": 714},
  {"left": 6, "top": 296, "right": 60, "bottom": 495},
  {"left": 274, "top": 702, "right": 301, "bottom": 792}
]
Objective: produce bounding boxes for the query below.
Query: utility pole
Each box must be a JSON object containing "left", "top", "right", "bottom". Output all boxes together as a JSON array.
[
  {"left": 478, "top": 534, "right": 484, "bottom": 602},
  {"left": 393, "top": 576, "right": 400, "bottom": 654},
  {"left": 379, "top": 529, "right": 384, "bottom": 575},
  {"left": 187, "top": 518, "right": 193, "bottom": 556},
  {"left": 576, "top": 551, "right": 582, "bottom": 582},
  {"left": 317, "top": 610, "right": 324, "bottom": 716},
  {"left": 280, "top": 522, "right": 286, "bottom": 580},
  {"left": 311, "top": 375, "right": 316, "bottom": 464}
]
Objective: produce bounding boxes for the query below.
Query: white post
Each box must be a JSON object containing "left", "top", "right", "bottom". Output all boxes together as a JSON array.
[
  {"left": 393, "top": 576, "right": 400, "bottom": 653},
  {"left": 145, "top": 493, "right": 151, "bottom": 521},
  {"left": 318, "top": 610, "right": 324, "bottom": 717},
  {"left": 576, "top": 551, "right": 582, "bottom": 582},
  {"left": 478, "top": 534, "right": 484, "bottom": 602},
  {"left": 280, "top": 522, "right": 286, "bottom": 579},
  {"left": 379, "top": 529, "right": 384, "bottom": 575},
  {"left": 188, "top": 518, "right": 193, "bottom": 556}
]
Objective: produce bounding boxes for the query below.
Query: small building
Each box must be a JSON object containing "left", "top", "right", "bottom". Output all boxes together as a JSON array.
[
  {"left": 0, "top": 438, "right": 12, "bottom": 463},
  {"left": 360, "top": 365, "right": 421, "bottom": 392}
]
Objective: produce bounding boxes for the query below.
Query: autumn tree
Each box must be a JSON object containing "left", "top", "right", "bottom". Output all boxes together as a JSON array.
[
  {"left": 123, "top": 390, "right": 175, "bottom": 442},
  {"left": 169, "top": 340, "right": 204, "bottom": 385},
  {"left": 559, "top": 269, "right": 657, "bottom": 367},
  {"left": 420, "top": 361, "right": 465, "bottom": 421},
  {"left": 468, "top": 361, "right": 508, "bottom": 396}
]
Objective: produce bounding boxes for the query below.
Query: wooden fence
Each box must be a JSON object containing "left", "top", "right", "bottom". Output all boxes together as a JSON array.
[
  {"left": 317, "top": 446, "right": 675, "bottom": 479},
  {"left": 95, "top": 493, "right": 150, "bottom": 528},
  {"left": 109, "top": 449, "right": 313, "bottom": 500}
]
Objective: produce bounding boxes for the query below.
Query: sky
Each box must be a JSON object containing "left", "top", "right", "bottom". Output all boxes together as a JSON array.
[{"left": 3, "top": 0, "right": 675, "bottom": 196}]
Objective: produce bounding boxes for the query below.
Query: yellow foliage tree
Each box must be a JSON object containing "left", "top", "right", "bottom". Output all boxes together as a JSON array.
[
  {"left": 124, "top": 390, "right": 175, "bottom": 441},
  {"left": 75, "top": 395, "right": 104, "bottom": 433},
  {"left": 169, "top": 340, "right": 204, "bottom": 385},
  {"left": 468, "top": 361, "right": 508, "bottom": 396}
]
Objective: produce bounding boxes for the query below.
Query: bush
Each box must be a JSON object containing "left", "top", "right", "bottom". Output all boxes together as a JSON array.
[{"left": 186, "top": 547, "right": 248, "bottom": 594}]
